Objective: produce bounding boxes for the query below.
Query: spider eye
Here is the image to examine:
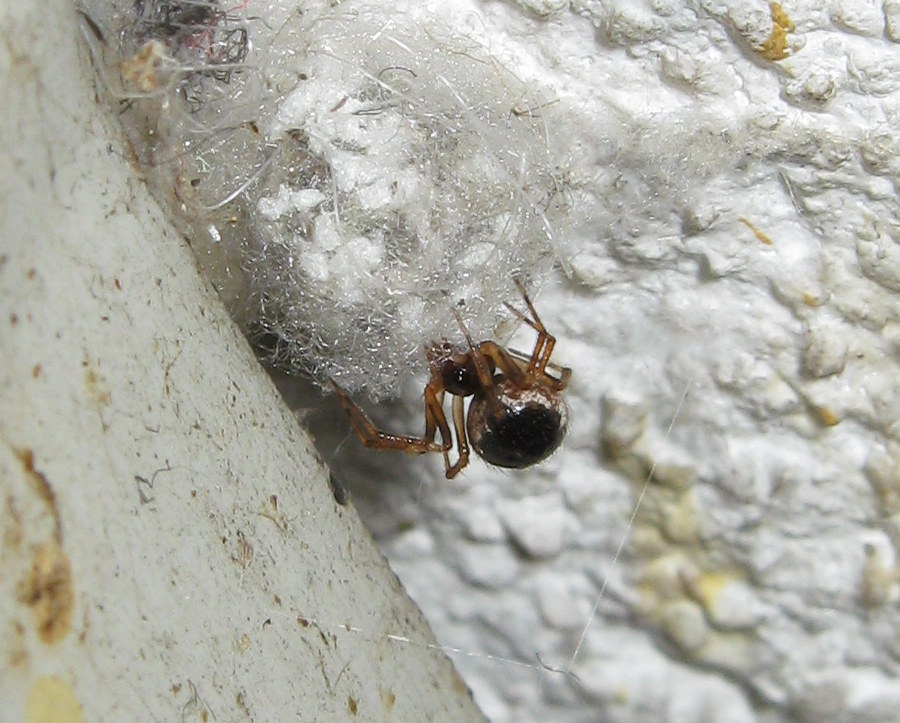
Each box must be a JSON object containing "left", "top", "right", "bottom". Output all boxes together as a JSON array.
[{"left": 467, "top": 385, "right": 567, "bottom": 469}]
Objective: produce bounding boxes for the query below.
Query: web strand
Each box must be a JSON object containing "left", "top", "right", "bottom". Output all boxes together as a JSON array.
[{"left": 559, "top": 383, "right": 691, "bottom": 679}]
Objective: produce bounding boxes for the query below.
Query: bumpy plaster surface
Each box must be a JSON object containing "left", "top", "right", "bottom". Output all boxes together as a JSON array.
[{"left": 302, "top": 2, "right": 900, "bottom": 721}]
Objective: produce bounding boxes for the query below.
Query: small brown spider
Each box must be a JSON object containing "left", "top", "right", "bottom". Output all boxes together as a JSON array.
[{"left": 331, "top": 280, "right": 571, "bottom": 479}]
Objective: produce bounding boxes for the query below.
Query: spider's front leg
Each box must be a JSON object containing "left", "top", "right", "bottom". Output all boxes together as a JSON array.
[
  {"left": 503, "top": 279, "right": 571, "bottom": 391},
  {"left": 331, "top": 379, "right": 471, "bottom": 478},
  {"left": 504, "top": 278, "right": 557, "bottom": 377}
]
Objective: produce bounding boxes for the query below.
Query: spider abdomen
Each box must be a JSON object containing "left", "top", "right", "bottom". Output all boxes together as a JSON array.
[{"left": 467, "top": 382, "right": 567, "bottom": 469}]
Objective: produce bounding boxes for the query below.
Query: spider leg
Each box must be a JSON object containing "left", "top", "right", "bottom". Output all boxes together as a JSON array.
[
  {"left": 549, "top": 363, "right": 572, "bottom": 389},
  {"left": 507, "top": 348, "right": 572, "bottom": 389},
  {"left": 424, "top": 384, "right": 455, "bottom": 456},
  {"left": 513, "top": 277, "right": 545, "bottom": 327},
  {"left": 330, "top": 379, "right": 452, "bottom": 456},
  {"left": 477, "top": 341, "right": 528, "bottom": 386},
  {"left": 451, "top": 307, "right": 495, "bottom": 392},
  {"left": 506, "top": 279, "right": 569, "bottom": 388},
  {"left": 424, "top": 388, "right": 444, "bottom": 443},
  {"left": 508, "top": 280, "right": 553, "bottom": 372},
  {"left": 444, "top": 395, "right": 470, "bottom": 479},
  {"left": 503, "top": 301, "right": 552, "bottom": 375}
]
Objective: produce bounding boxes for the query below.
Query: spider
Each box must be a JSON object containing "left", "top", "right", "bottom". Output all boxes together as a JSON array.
[{"left": 331, "top": 280, "right": 571, "bottom": 479}]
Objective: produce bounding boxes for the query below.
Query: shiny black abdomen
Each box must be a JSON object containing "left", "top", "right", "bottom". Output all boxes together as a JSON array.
[{"left": 467, "top": 384, "right": 567, "bottom": 469}]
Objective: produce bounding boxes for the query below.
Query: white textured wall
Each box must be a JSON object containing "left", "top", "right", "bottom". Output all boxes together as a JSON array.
[{"left": 319, "top": 1, "right": 900, "bottom": 721}]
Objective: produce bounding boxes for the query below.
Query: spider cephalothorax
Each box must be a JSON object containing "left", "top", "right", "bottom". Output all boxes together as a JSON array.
[{"left": 332, "top": 279, "right": 571, "bottom": 479}]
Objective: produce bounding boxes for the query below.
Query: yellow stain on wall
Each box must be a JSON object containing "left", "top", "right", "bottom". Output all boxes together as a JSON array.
[
  {"left": 26, "top": 677, "right": 85, "bottom": 723},
  {"left": 758, "top": 2, "right": 795, "bottom": 61},
  {"left": 738, "top": 217, "right": 774, "bottom": 245},
  {"left": 814, "top": 405, "right": 841, "bottom": 427},
  {"left": 692, "top": 570, "right": 738, "bottom": 608},
  {"left": 802, "top": 291, "right": 824, "bottom": 307}
]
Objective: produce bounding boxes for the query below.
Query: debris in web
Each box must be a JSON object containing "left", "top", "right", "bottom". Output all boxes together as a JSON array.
[{"left": 102, "top": 0, "right": 575, "bottom": 400}]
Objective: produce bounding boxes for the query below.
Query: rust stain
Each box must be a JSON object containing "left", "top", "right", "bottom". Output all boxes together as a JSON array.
[
  {"left": 381, "top": 689, "right": 396, "bottom": 713},
  {"left": 83, "top": 357, "right": 112, "bottom": 407},
  {"left": 232, "top": 530, "right": 253, "bottom": 569},
  {"left": 347, "top": 696, "right": 358, "bottom": 716},
  {"left": 738, "top": 217, "right": 774, "bottom": 245},
  {"left": 757, "top": 2, "right": 795, "bottom": 61},
  {"left": 8, "top": 619, "right": 28, "bottom": 667},
  {"left": 14, "top": 448, "right": 62, "bottom": 543},
  {"left": 17, "top": 540, "right": 74, "bottom": 645}
]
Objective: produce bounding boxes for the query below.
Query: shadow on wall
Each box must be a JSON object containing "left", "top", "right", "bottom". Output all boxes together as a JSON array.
[{"left": 271, "top": 371, "right": 434, "bottom": 539}]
